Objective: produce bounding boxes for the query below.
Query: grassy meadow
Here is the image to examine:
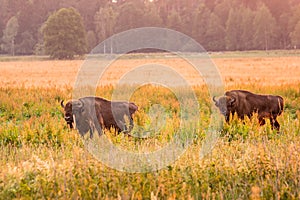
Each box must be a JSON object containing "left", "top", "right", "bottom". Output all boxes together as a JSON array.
[{"left": 0, "top": 52, "right": 300, "bottom": 199}]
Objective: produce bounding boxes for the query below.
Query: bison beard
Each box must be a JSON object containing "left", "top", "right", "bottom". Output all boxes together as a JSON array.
[
  {"left": 61, "top": 97, "right": 138, "bottom": 138},
  {"left": 213, "top": 90, "right": 284, "bottom": 131}
]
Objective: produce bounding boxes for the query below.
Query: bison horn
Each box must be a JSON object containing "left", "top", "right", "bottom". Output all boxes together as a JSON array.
[
  {"left": 61, "top": 100, "right": 65, "bottom": 108},
  {"left": 213, "top": 96, "right": 217, "bottom": 102}
]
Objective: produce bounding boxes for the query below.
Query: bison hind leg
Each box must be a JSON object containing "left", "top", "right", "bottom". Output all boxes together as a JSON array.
[
  {"left": 273, "top": 120, "right": 280, "bottom": 131},
  {"left": 270, "top": 117, "right": 280, "bottom": 131},
  {"left": 258, "top": 117, "right": 266, "bottom": 126}
]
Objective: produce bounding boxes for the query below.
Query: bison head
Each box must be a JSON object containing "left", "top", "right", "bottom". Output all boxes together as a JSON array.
[
  {"left": 213, "top": 95, "right": 236, "bottom": 118},
  {"left": 129, "top": 102, "right": 138, "bottom": 116},
  {"left": 61, "top": 99, "right": 84, "bottom": 129}
]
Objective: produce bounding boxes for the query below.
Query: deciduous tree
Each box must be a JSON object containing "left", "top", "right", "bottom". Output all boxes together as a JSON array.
[
  {"left": 94, "top": 4, "right": 117, "bottom": 43},
  {"left": 42, "top": 7, "right": 87, "bottom": 59},
  {"left": 225, "top": 7, "right": 243, "bottom": 50},
  {"left": 252, "top": 3, "right": 278, "bottom": 50},
  {"left": 290, "top": 21, "right": 300, "bottom": 48},
  {"left": 205, "top": 12, "right": 225, "bottom": 51},
  {"left": 1, "top": 16, "right": 19, "bottom": 55}
]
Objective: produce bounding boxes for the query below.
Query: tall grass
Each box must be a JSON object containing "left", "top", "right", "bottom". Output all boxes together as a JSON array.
[{"left": 0, "top": 84, "right": 299, "bottom": 199}]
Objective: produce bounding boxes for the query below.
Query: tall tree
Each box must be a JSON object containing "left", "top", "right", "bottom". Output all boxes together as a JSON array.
[
  {"left": 42, "top": 8, "right": 87, "bottom": 59},
  {"left": 1, "top": 16, "right": 19, "bottom": 55},
  {"left": 288, "top": 5, "right": 300, "bottom": 36},
  {"left": 252, "top": 3, "right": 278, "bottom": 50},
  {"left": 155, "top": 0, "right": 170, "bottom": 24},
  {"left": 15, "top": 0, "right": 61, "bottom": 55},
  {"left": 34, "top": 26, "right": 45, "bottom": 55},
  {"left": 278, "top": 13, "right": 291, "bottom": 49},
  {"left": 16, "top": 1, "right": 38, "bottom": 55},
  {"left": 192, "top": 4, "right": 211, "bottom": 48},
  {"left": 143, "top": 1, "right": 162, "bottom": 27},
  {"left": 225, "top": 7, "right": 243, "bottom": 50},
  {"left": 166, "top": 9, "right": 182, "bottom": 31},
  {"left": 1, "top": 0, "right": 300, "bottom": 54},
  {"left": 226, "top": 5, "right": 255, "bottom": 50},
  {"left": 17, "top": 31, "right": 35, "bottom": 55},
  {"left": 214, "top": 0, "right": 238, "bottom": 27},
  {"left": 115, "top": 0, "right": 144, "bottom": 33},
  {"left": 0, "top": 20, "right": 4, "bottom": 52},
  {"left": 165, "top": 9, "right": 183, "bottom": 51},
  {"left": 240, "top": 7, "right": 255, "bottom": 50},
  {"left": 205, "top": 12, "right": 226, "bottom": 51},
  {"left": 290, "top": 21, "right": 300, "bottom": 48},
  {"left": 76, "top": 0, "right": 105, "bottom": 31},
  {"left": 263, "top": 0, "right": 290, "bottom": 21},
  {"left": 94, "top": 4, "right": 118, "bottom": 43},
  {"left": 0, "top": 0, "right": 9, "bottom": 35},
  {"left": 180, "top": 4, "right": 195, "bottom": 37},
  {"left": 86, "top": 30, "right": 97, "bottom": 52}
]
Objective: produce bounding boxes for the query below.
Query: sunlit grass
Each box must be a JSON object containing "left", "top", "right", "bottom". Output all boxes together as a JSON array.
[{"left": 0, "top": 84, "right": 299, "bottom": 199}]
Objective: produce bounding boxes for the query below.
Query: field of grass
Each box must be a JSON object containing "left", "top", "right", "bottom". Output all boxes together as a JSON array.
[
  {"left": 1, "top": 51, "right": 300, "bottom": 88},
  {"left": 0, "top": 52, "right": 300, "bottom": 199}
]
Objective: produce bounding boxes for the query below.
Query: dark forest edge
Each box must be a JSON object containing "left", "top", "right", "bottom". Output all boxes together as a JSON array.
[
  {"left": 1, "top": 0, "right": 300, "bottom": 57},
  {"left": 1, "top": 50, "right": 300, "bottom": 62}
]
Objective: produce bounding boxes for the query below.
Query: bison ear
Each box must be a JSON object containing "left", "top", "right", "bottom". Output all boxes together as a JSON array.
[
  {"left": 228, "top": 96, "right": 236, "bottom": 106},
  {"left": 72, "top": 100, "right": 84, "bottom": 112}
]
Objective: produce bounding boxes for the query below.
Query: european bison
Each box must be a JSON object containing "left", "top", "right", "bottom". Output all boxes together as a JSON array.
[
  {"left": 61, "top": 96, "right": 138, "bottom": 138},
  {"left": 213, "top": 90, "right": 284, "bottom": 130}
]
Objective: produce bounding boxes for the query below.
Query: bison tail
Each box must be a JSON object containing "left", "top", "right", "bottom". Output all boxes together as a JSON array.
[{"left": 278, "top": 96, "right": 284, "bottom": 115}]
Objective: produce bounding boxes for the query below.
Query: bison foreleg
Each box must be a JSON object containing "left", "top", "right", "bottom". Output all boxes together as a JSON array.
[
  {"left": 129, "top": 117, "right": 134, "bottom": 132},
  {"left": 94, "top": 120, "right": 103, "bottom": 137},
  {"left": 120, "top": 116, "right": 134, "bottom": 134},
  {"left": 96, "top": 113, "right": 104, "bottom": 136},
  {"left": 270, "top": 117, "right": 280, "bottom": 131},
  {"left": 225, "top": 115, "right": 230, "bottom": 123},
  {"left": 88, "top": 120, "right": 95, "bottom": 139},
  {"left": 258, "top": 117, "right": 266, "bottom": 126},
  {"left": 68, "top": 122, "right": 73, "bottom": 129},
  {"left": 117, "top": 119, "right": 127, "bottom": 132}
]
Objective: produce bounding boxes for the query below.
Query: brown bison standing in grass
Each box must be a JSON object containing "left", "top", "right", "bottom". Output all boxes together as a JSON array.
[
  {"left": 61, "top": 96, "right": 138, "bottom": 138},
  {"left": 213, "top": 90, "right": 284, "bottom": 130}
]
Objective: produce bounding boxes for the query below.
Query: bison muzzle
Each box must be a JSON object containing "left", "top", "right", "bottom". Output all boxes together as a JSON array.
[
  {"left": 61, "top": 96, "right": 138, "bottom": 138},
  {"left": 213, "top": 90, "right": 284, "bottom": 130}
]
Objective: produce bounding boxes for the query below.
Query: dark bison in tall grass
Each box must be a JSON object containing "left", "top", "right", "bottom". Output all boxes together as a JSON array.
[
  {"left": 61, "top": 96, "right": 138, "bottom": 138},
  {"left": 213, "top": 90, "right": 284, "bottom": 130}
]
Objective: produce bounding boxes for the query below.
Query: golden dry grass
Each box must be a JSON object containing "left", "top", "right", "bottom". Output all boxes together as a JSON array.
[
  {"left": 1, "top": 56, "right": 299, "bottom": 88},
  {"left": 0, "top": 53, "right": 300, "bottom": 199}
]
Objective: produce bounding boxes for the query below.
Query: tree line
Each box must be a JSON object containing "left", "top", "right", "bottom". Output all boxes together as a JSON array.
[{"left": 1, "top": 0, "right": 300, "bottom": 56}]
